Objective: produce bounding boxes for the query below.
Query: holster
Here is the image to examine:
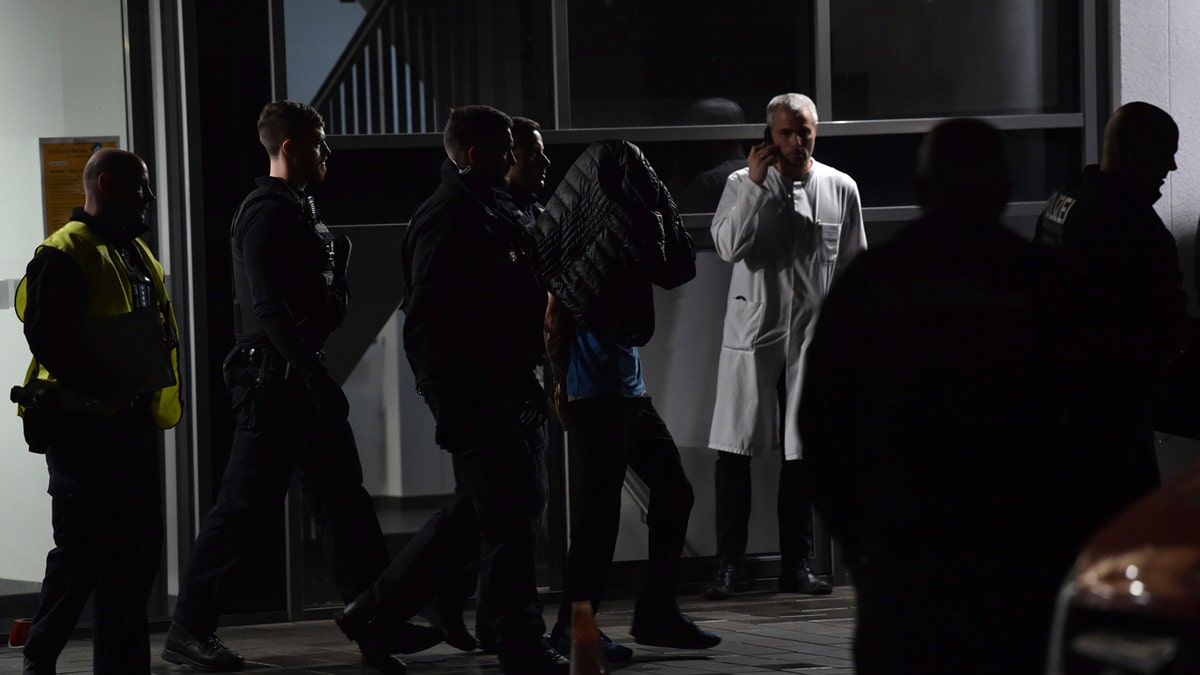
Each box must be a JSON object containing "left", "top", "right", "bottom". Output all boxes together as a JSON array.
[
  {"left": 222, "top": 346, "right": 286, "bottom": 427},
  {"left": 11, "top": 381, "right": 63, "bottom": 454}
]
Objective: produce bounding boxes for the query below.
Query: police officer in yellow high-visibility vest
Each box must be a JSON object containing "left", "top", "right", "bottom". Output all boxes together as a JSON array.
[{"left": 13, "top": 148, "right": 180, "bottom": 675}]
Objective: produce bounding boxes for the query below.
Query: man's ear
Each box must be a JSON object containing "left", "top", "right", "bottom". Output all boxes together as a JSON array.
[
  {"left": 279, "top": 137, "right": 294, "bottom": 162},
  {"left": 463, "top": 145, "right": 479, "bottom": 170},
  {"left": 96, "top": 171, "right": 113, "bottom": 196}
]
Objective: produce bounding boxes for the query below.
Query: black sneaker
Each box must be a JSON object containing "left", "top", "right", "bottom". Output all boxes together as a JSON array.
[
  {"left": 22, "top": 656, "right": 54, "bottom": 675},
  {"left": 550, "top": 623, "right": 634, "bottom": 662},
  {"left": 359, "top": 650, "right": 408, "bottom": 675},
  {"left": 599, "top": 630, "right": 635, "bottom": 662},
  {"left": 631, "top": 603, "right": 721, "bottom": 650},
  {"left": 499, "top": 644, "right": 570, "bottom": 674},
  {"left": 161, "top": 621, "right": 245, "bottom": 672},
  {"left": 701, "top": 560, "right": 743, "bottom": 600}
]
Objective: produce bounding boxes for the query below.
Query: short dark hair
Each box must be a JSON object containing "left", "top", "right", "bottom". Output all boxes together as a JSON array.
[
  {"left": 511, "top": 117, "right": 542, "bottom": 145},
  {"left": 258, "top": 101, "right": 325, "bottom": 157},
  {"left": 443, "top": 105, "right": 513, "bottom": 164}
]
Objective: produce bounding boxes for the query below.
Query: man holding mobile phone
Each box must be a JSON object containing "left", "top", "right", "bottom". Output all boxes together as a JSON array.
[{"left": 703, "top": 92, "right": 866, "bottom": 599}]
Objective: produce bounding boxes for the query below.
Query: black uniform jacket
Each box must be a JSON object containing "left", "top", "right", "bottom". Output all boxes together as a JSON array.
[
  {"left": 400, "top": 160, "right": 545, "bottom": 398},
  {"left": 1034, "top": 165, "right": 1186, "bottom": 367},
  {"left": 231, "top": 176, "right": 336, "bottom": 368}
]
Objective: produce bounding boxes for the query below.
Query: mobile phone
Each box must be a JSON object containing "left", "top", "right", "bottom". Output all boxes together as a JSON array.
[{"left": 762, "top": 126, "right": 773, "bottom": 144}]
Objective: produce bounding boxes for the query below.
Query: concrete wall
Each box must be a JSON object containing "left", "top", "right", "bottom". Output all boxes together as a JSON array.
[
  {"left": 1115, "top": 0, "right": 1200, "bottom": 476},
  {"left": 0, "top": 0, "right": 127, "bottom": 584},
  {"left": 344, "top": 310, "right": 456, "bottom": 499},
  {"left": 1116, "top": 0, "right": 1200, "bottom": 311}
]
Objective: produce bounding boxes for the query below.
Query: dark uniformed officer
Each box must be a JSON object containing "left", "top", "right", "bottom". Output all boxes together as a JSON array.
[
  {"left": 399, "top": 105, "right": 565, "bottom": 675},
  {"left": 331, "top": 115, "right": 554, "bottom": 661},
  {"left": 162, "top": 101, "right": 401, "bottom": 673},
  {"left": 1034, "top": 101, "right": 1186, "bottom": 531},
  {"left": 16, "top": 148, "right": 181, "bottom": 675}
]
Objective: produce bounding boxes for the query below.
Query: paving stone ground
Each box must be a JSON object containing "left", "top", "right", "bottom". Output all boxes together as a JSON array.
[{"left": 0, "top": 587, "right": 858, "bottom": 674}]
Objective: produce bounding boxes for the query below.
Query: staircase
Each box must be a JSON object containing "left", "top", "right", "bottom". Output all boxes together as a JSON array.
[{"left": 310, "top": 0, "right": 545, "bottom": 136}]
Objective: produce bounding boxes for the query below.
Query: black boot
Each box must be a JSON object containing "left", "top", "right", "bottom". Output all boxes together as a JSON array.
[
  {"left": 421, "top": 595, "right": 477, "bottom": 652},
  {"left": 336, "top": 597, "right": 444, "bottom": 674},
  {"left": 334, "top": 595, "right": 376, "bottom": 642},
  {"left": 702, "top": 559, "right": 743, "bottom": 600},
  {"left": 779, "top": 559, "right": 832, "bottom": 595},
  {"left": 796, "top": 566, "right": 833, "bottom": 594},
  {"left": 160, "top": 621, "right": 245, "bottom": 672}
]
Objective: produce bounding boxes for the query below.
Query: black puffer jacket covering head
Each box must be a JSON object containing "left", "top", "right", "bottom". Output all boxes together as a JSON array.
[{"left": 534, "top": 140, "right": 696, "bottom": 347}]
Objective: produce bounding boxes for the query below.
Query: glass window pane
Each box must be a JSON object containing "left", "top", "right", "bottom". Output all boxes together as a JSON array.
[
  {"left": 319, "top": 146, "right": 447, "bottom": 225},
  {"left": 286, "top": 0, "right": 553, "bottom": 135},
  {"left": 550, "top": 130, "right": 1079, "bottom": 214},
  {"left": 568, "top": 0, "right": 814, "bottom": 128},
  {"left": 831, "top": 0, "right": 1080, "bottom": 119},
  {"left": 556, "top": 129, "right": 1080, "bottom": 219},
  {"left": 814, "top": 129, "right": 1082, "bottom": 208},
  {"left": 337, "top": 128, "right": 1081, "bottom": 226}
]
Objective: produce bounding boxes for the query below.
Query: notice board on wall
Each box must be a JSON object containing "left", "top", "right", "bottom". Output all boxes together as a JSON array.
[{"left": 39, "top": 137, "right": 120, "bottom": 237}]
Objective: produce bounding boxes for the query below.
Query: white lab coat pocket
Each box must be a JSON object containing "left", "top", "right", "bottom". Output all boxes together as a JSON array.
[
  {"left": 722, "top": 295, "right": 765, "bottom": 351},
  {"left": 818, "top": 222, "right": 843, "bottom": 262},
  {"left": 817, "top": 222, "right": 843, "bottom": 297}
]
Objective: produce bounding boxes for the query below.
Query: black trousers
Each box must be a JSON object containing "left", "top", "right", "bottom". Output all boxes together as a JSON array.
[
  {"left": 23, "top": 408, "right": 162, "bottom": 675},
  {"left": 351, "top": 420, "right": 547, "bottom": 632},
  {"left": 713, "top": 452, "right": 814, "bottom": 570},
  {"left": 555, "top": 396, "right": 694, "bottom": 630},
  {"left": 173, "top": 365, "right": 390, "bottom": 636},
  {"left": 419, "top": 390, "right": 547, "bottom": 660},
  {"left": 714, "top": 366, "right": 816, "bottom": 570}
]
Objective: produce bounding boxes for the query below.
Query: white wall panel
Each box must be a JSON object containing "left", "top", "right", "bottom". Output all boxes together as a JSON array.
[
  {"left": 1116, "top": 0, "right": 1200, "bottom": 474},
  {"left": 0, "top": 0, "right": 128, "bottom": 583}
]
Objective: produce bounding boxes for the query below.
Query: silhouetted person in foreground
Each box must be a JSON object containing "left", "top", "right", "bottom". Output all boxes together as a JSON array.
[
  {"left": 1035, "top": 101, "right": 1186, "bottom": 531},
  {"left": 801, "top": 119, "right": 1088, "bottom": 673}
]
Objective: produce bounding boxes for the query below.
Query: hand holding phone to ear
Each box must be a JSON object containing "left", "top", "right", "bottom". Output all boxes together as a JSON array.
[{"left": 748, "top": 126, "right": 780, "bottom": 186}]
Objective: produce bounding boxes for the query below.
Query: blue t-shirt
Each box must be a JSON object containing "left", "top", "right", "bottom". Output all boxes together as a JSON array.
[{"left": 566, "top": 328, "right": 646, "bottom": 399}]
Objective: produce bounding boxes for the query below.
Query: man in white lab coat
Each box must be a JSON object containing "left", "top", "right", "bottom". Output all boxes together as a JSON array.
[{"left": 704, "top": 93, "right": 866, "bottom": 598}]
